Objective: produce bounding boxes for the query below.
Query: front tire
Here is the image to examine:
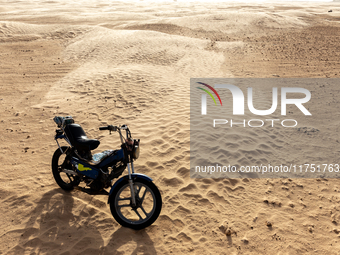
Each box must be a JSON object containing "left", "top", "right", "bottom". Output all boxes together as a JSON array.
[
  {"left": 109, "top": 177, "right": 162, "bottom": 230},
  {"left": 52, "top": 146, "right": 80, "bottom": 191}
]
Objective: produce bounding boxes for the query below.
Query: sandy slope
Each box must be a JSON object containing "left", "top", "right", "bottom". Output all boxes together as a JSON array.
[{"left": 1, "top": 1, "right": 340, "bottom": 254}]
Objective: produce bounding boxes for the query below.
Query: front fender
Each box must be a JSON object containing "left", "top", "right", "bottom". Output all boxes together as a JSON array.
[{"left": 108, "top": 173, "right": 153, "bottom": 203}]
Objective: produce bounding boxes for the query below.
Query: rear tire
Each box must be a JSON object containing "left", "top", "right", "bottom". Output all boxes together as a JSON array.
[{"left": 52, "top": 146, "right": 80, "bottom": 191}]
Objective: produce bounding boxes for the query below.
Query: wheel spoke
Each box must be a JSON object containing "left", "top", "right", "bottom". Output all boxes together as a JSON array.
[
  {"left": 118, "top": 204, "right": 131, "bottom": 208},
  {"left": 133, "top": 209, "right": 143, "bottom": 220},
  {"left": 118, "top": 197, "right": 131, "bottom": 201},
  {"left": 66, "top": 174, "right": 73, "bottom": 183},
  {"left": 140, "top": 205, "right": 149, "bottom": 217},
  {"left": 140, "top": 188, "right": 148, "bottom": 203}
]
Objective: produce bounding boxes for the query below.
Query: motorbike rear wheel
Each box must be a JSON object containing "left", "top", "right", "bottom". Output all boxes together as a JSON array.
[
  {"left": 109, "top": 177, "right": 162, "bottom": 230},
  {"left": 52, "top": 146, "right": 80, "bottom": 191}
]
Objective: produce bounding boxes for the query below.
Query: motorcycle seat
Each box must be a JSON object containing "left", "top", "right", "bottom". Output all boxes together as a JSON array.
[{"left": 64, "top": 124, "right": 100, "bottom": 151}]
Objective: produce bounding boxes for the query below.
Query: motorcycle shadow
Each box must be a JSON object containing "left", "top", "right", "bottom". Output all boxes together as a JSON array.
[
  {"left": 12, "top": 188, "right": 157, "bottom": 255},
  {"left": 101, "top": 227, "right": 158, "bottom": 255}
]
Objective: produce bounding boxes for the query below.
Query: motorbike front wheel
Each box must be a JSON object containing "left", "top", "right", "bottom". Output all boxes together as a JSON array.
[
  {"left": 109, "top": 177, "right": 162, "bottom": 230},
  {"left": 52, "top": 146, "right": 80, "bottom": 191}
]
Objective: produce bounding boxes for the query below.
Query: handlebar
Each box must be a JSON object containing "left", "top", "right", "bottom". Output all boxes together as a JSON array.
[
  {"left": 99, "top": 124, "right": 132, "bottom": 143},
  {"left": 99, "top": 125, "right": 117, "bottom": 131}
]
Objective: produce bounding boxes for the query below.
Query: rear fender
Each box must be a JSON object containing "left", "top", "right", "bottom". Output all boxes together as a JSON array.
[{"left": 107, "top": 174, "right": 153, "bottom": 203}]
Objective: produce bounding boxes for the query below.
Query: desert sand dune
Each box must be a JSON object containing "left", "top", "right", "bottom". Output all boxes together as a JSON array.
[{"left": 1, "top": 0, "right": 340, "bottom": 254}]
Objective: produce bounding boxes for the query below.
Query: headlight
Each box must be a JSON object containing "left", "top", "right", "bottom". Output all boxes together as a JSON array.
[
  {"left": 132, "top": 139, "right": 140, "bottom": 159},
  {"left": 133, "top": 145, "right": 140, "bottom": 159}
]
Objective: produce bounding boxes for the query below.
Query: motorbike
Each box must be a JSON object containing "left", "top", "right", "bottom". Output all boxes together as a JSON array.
[{"left": 51, "top": 116, "right": 162, "bottom": 230}]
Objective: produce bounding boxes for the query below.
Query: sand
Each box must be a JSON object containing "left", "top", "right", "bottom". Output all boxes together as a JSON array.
[{"left": 1, "top": 0, "right": 340, "bottom": 254}]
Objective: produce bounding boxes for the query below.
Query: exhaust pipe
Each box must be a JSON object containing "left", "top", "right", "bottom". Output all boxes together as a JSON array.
[{"left": 62, "top": 169, "right": 78, "bottom": 176}]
